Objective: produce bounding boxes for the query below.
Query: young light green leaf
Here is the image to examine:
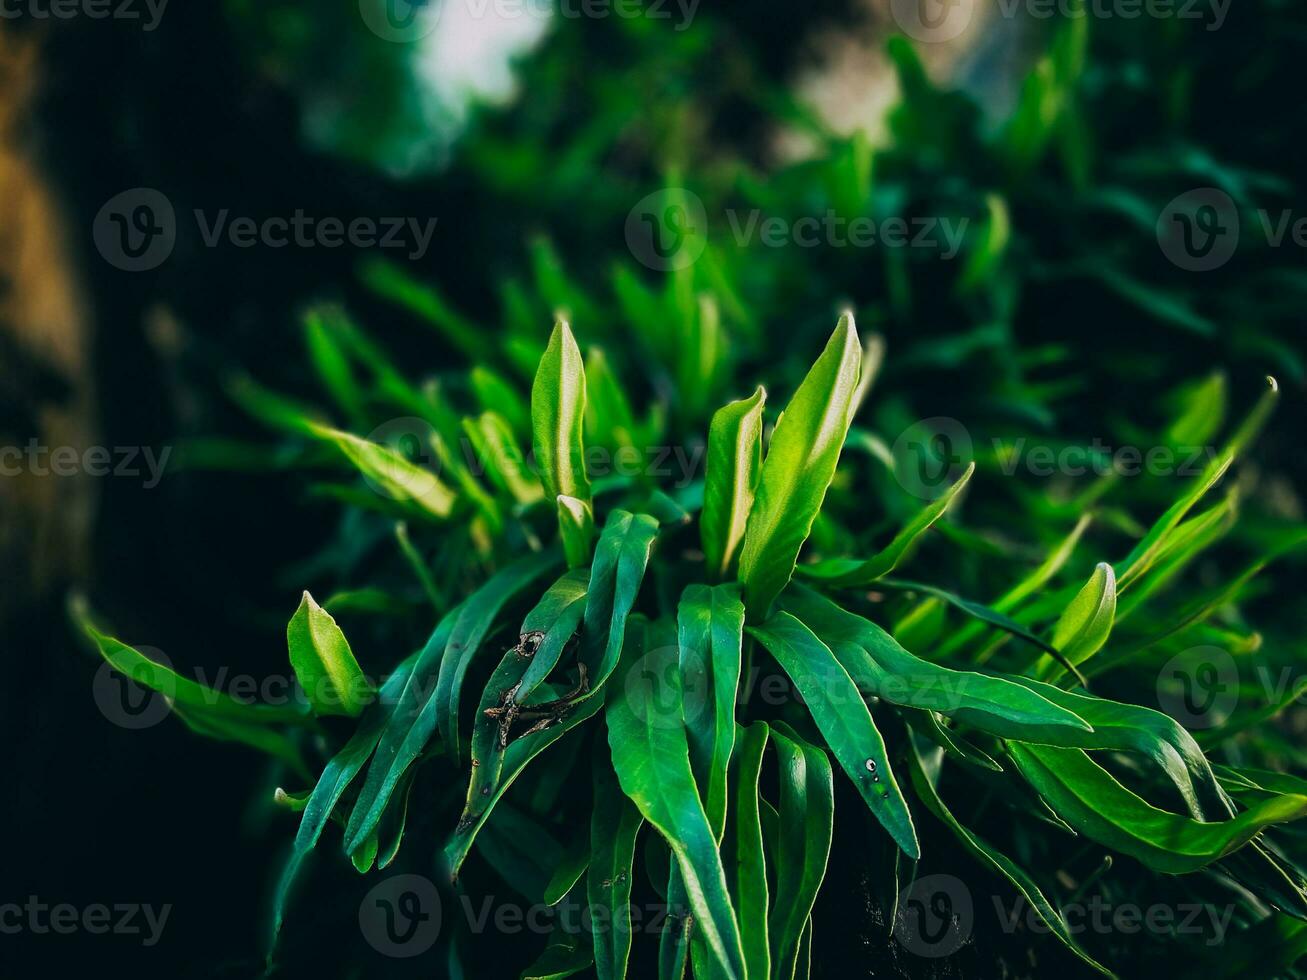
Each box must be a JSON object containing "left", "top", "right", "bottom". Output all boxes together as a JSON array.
[
  {"left": 557, "top": 494, "right": 596, "bottom": 569},
  {"left": 747, "top": 611, "right": 919, "bottom": 858},
  {"left": 286, "top": 591, "right": 373, "bottom": 717},
  {"left": 306, "top": 422, "right": 456, "bottom": 520},
  {"left": 800, "top": 462, "right": 974, "bottom": 585},
  {"left": 532, "top": 318, "right": 591, "bottom": 504},
  {"left": 738, "top": 315, "right": 861, "bottom": 618},
  {"left": 850, "top": 331, "right": 886, "bottom": 417},
  {"left": 1008, "top": 744, "right": 1307, "bottom": 873},
  {"left": 590, "top": 757, "right": 645, "bottom": 980},
  {"left": 767, "top": 723, "right": 834, "bottom": 980},
  {"left": 701, "top": 386, "right": 765, "bottom": 581},
  {"left": 1033, "top": 562, "right": 1116, "bottom": 680},
  {"left": 463, "top": 412, "right": 544, "bottom": 505},
  {"left": 1116, "top": 376, "right": 1278, "bottom": 591},
  {"left": 606, "top": 622, "right": 748, "bottom": 980}
]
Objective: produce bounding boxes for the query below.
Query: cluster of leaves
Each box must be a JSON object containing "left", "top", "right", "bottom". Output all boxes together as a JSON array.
[
  {"left": 77, "top": 6, "right": 1307, "bottom": 978},
  {"left": 82, "top": 299, "right": 1307, "bottom": 976}
]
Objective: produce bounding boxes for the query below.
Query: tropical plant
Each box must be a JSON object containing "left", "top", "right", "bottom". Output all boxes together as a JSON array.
[{"left": 79, "top": 303, "right": 1307, "bottom": 978}]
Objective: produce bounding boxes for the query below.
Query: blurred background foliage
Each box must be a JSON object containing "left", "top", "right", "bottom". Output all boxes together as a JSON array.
[{"left": 3, "top": 0, "right": 1305, "bottom": 975}]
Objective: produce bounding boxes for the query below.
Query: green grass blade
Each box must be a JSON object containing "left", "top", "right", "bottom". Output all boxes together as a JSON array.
[
  {"left": 701, "top": 386, "right": 765, "bottom": 581},
  {"left": 738, "top": 315, "right": 861, "bottom": 619},
  {"left": 799, "top": 462, "right": 974, "bottom": 585}
]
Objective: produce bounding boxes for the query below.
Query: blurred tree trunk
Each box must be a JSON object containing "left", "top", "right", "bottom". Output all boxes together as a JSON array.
[{"left": 0, "top": 27, "right": 94, "bottom": 623}]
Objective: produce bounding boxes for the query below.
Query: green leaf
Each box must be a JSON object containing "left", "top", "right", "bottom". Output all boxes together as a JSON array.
[
  {"left": 574, "top": 510, "right": 660, "bottom": 704},
  {"left": 1116, "top": 376, "right": 1278, "bottom": 591},
  {"left": 532, "top": 318, "right": 591, "bottom": 505},
  {"left": 341, "top": 601, "right": 466, "bottom": 855},
  {"left": 1008, "top": 744, "right": 1307, "bottom": 873},
  {"left": 934, "top": 513, "right": 1091, "bottom": 660},
  {"left": 522, "top": 911, "right": 594, "bottom": 980},
  {"left": 906, "top": 737, "right": 1114, "bottom": 977},
  {"left": 590, "top": 756, "right": 645, "bottom": 980},
  {"left": 359, "top": 257, "right": 484, "bottom": 360},
  {"left": 738, "top": 315, "right": 861, "bottom": 618},
  {"left": 799, "top": 462, "right": 974, "bottom": 585},
  {"left": 1165, "top": 372, "right": 1227, "bottom": 449},
  {"left": 471, "top": 366, "right": 531, "bottom": 442},
  {"left": 270, "top": 655, "right": 416, "bottom": 947},
  {"left": 304, "top": 309, "right": 366, "bottom": 428},
  {"left": 78, "top": 612, "right": 310, "bottom": 779},
  {"left": 606, "top": 621, "right": 748, "bottom": 980},
  {"left": 225, "top": 374, "right": 325, "bottom": 437},
  {"left": 432, "top": 550, "right": 561, "bottom": 764},
  {"left": 677, "top": 583, "right": 745, "bottom": 839},
  {"left": 465, "top": 569, "right": 589, "bottom": 811},
  {"left": 747, "top": 611, "right": 919, "bottom": 858},
  {"left": 701, "top": 386, "right": 765, "bottom": 581},
  {"left": 585, "top": 346, "right": 640, "bottom": 453},
  {"left": 1033, "top": 562, "right": 1116, "bottom": 680},
  {"left": 306, "top": 422, "right": 456, "bottom": 520},
  {"left": 442, "top": 692, "right": 605, "bottom": 883},
  {"left": 286, "top": 591, "right": 373, "bottom": 717},
  {"left": 463, "top": 412, "right": 544, "bottom": 505},
  {"left": 767, "top": 723, "right": 834, "bottom": 980},
  {"left": 727, "top": 723, "right": 770, "bottom": 980},
  {"left": 1001, "top": 675, "right": 1230, "bottom": 821},
  {"left": 345, "top": 553, "right": 557, "bottom": 855},
  {"left": 557, "top": 494, "right": 596, "bottom": 569},
  {"left": 875, "top": 577, "right": 1088, "bottom": 685}
]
